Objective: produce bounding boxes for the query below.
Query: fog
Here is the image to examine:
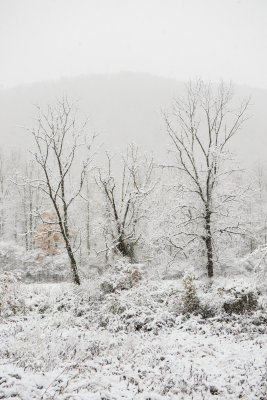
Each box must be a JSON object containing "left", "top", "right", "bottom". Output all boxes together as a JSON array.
[{"left": 1, "top": 0, "right": 267, "bottom": 88}]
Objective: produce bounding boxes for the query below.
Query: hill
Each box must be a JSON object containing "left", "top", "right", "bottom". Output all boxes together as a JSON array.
[{"left": 0, "top": 72, "right": 266, "bottom": 165}]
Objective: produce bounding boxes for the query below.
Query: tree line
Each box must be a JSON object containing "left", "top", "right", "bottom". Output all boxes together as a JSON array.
[{"left": 0, "top": 80, "right": 266, "bottom": 284}]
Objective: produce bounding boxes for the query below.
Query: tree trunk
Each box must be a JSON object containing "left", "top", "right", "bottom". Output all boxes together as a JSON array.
[
  {"left": 55, "top": 210, "right": 81, "bottom": 285},
  {"left": 23, "top": 186, "right": 28, "bottom": 251},
  {"left": 204, "top": 207, "right": 213, "bottom": 278},
  {"left": 29, "top": 186, "right": 33, "bottom": 250},
  {"left": 66, "top": 244, "right": 80, "bottom": 285},
  {"left": 117, "top": 234, "right": 129, "bottom": 258},
  {"left": 86, "top": 181, "right": 90, "bottom": 256},
  {"left": 117, "top": 235, "right": 135, "bottom": 262}
]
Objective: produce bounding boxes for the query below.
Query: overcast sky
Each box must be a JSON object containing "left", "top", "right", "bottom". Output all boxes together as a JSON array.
[{"left": 0, "top": 0, "right": 266, "bottom": 88}]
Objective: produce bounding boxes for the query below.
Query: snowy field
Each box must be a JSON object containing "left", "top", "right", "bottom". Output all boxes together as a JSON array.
[{"left": 0, "top": 277, "right": 266, "bottom": 400}]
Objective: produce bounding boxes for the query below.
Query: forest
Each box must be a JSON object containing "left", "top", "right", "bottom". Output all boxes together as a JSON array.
[{"left": 0, "top": 80, "right": 266, "bottom": 400}]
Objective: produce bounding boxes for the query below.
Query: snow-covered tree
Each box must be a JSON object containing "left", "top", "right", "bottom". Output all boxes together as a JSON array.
[
  {"left": 96, "top": 144, "right": 156, "bottom": 262},
  {"left": 30, "top": 97, "right": 96, "bottom": 284},
  {"left": 163, "top": 80, "right": 250, "bottom": 277}
]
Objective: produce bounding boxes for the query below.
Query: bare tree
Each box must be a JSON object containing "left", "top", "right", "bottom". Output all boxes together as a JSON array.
[
  {"left": 96, "top": 144, "right": 155, "bottom": 262},
  {"left": 11, "top": 160, "right": 40, "bottom": 251},
  {"left": 0, "top": 153, "right": 8, "bottom": 238},
  {"left": 31, "top": 97, "right": 95, "bottom": 284},
  {"left": 164, "top": 80, "right": 250, "bottom": 277}
]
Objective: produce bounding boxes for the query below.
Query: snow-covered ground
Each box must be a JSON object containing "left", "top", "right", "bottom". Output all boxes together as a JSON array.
[{"left": 0, "top": 278, "right": 266, "bottom": 400}]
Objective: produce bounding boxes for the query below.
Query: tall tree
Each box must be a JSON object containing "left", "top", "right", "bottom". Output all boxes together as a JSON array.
[
  {"left": 97, "top": 144, "right": 155, "bottom": 262},
  {"left": 164, "top": 80, "right": 250, "bottom": 277},
  {"left": 31, "top": 97, "right": 95, "bottom": 284}
]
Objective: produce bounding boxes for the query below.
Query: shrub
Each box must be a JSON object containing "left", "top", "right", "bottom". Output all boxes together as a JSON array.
[
  {"left": 100, "top": 260, "right": 141, "bottom": 294},
  {"left": 0, "top": 271, "right": 23, "bottom": 316},
  {"left": 223, "top": 290, "right": 258, "bottom": 314},
  {"left": 181, "top": 274, "right": 200, "bottom": 314}
]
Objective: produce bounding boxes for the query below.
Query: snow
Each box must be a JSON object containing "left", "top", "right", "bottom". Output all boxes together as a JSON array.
[{"left": 0, "top": 278, "right": 266, "bottom": 400}]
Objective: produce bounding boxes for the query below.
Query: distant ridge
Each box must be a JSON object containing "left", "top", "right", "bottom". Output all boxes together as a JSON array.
[{"left": 0, "top": 72, "right": 266, "bottom": 165}]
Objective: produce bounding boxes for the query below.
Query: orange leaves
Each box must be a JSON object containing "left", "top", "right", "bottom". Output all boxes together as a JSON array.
[{"left": 34, "top": 210, "right": 63, "bottom": 256}]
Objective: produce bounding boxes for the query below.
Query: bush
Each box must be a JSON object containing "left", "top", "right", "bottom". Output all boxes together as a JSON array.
[
  {"left": 223, "top": 290, "right": 258, "bottom": 314},
  {"left": 181, "top": 274, "right": 200, "bottom": 314},
  {"left": 197, "top": 304, "right": 216, "bottom": 319},
  {"left": 100, "top": 260, "right": 141, "bottom": 294},
  {"left": 174, "top": 275, "right": 217, "bottom": 318},
  {"left": 100, "top": 281, "right": 115, "bottom": 294},
  {"left": 0, "top": 271, "right": 24, "bottom": 316}
]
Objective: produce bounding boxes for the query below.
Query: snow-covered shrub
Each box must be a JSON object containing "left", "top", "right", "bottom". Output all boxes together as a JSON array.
[
  {"left": 97, "top": 280, "right": 182, "bottom": 333},
  {"left": 100, "top": 259, "right": 142, "bottom": 294},
  {"left": 0, "top": 271, "right": 9, "bottom": 313},
  {"left": 181, "top": 274, "right": 200, "bottom": 314},
  {"left": 172, "top": 275, "right": 217, "bottom": 318},
  {"left": 223, "top": 289, "right": 258, "bottom": 314},
  {"left": 197, "top": 276, "right": 265, "bottom": 318},
  {"left": 0, "top": 271, "right": 24, "bottom": 316}
]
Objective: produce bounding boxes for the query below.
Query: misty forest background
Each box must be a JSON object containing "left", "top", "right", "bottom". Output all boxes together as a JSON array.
[{"left": 0, "top": 73, "right": 266, "bottom": 282}]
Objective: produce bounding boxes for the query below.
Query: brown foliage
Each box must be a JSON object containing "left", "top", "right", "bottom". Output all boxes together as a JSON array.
[{"left": 34, "top": 210, "right": 63, "bottom": 256}]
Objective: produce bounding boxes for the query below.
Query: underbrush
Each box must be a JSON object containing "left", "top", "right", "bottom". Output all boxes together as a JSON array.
[
  {"left": 1, "top": 265, "right": 266, "bottom": 329},
  {"left": 0, "top": 265, "right": 266, "bottom": 400}
]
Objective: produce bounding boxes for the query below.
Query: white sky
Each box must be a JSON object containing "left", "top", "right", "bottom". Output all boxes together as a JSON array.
[{"left": 0, "top": 0, "right": 266, "bottom": 88}]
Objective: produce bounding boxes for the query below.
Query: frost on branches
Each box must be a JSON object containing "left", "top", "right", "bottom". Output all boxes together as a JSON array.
[{"left": 0, "top": 84, "right": 266, "bottom": 400}]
